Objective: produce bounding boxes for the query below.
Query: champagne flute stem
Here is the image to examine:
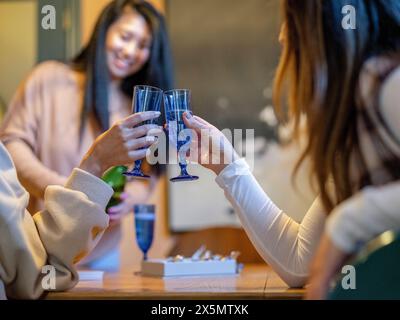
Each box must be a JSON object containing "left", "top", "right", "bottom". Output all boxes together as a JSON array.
[
  {"left": 134, "top": 160, "right": 142, "bottom": 172},
  {"left": 179, "top": 163, "right": 189, "bottom": 176}
]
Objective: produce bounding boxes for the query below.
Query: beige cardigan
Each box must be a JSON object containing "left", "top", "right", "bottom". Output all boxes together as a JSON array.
[{"left": 0, "top": 142, "right": 112, "bottom": 299}]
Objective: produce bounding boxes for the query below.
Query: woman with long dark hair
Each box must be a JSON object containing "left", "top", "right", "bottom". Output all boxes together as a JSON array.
[
  {"left": 73, "top": 0, "right": 173, "bottom": 135},
  {"left": 0, "top": 0, "right": 173, "bottom": 268},
  {"left": 184, "top": 0, "right": 400, "bottom": 298}
]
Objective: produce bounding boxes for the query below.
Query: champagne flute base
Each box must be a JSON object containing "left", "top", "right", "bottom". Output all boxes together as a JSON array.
[
  {"left": 123, "top": 170, "right": 151, "bottom": 180},
  {"left": 170, "top": 175, "right": 199, "bottom": 183}
]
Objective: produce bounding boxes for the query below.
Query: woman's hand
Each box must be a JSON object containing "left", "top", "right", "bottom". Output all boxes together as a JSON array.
[
  {"left": 182, "top": 112, "right": 239, "bottom": 175},
  {"left": 79, "top": 111, "right": 162, "bottom": 178},
  {"left": 106, "top": 192, "right": 133, "bottom": 223},
  {"left": 107, "top": 176, "right": 153, "bottom": 220},
  {"left": 306, "top": 234, "right": 350, "bottom": 300}
]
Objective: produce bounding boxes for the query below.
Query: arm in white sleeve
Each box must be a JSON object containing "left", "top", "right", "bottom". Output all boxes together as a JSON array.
[
  {"left": 326, "top": 181, "right": 400, "bottom": 253},
  {"left": 326, "top": 67, "right": 400, "bottom": 253},
  {"left": 326, "top": 67, "right": 400, "bottom": 252},
  {"left": 216, "top": 159, "right": 326, "bottom": 288}
]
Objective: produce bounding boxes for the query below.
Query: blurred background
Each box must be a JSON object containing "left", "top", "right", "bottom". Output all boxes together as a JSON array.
[{"left": 0, "top": 0, "right": 316, "bottom": 267}]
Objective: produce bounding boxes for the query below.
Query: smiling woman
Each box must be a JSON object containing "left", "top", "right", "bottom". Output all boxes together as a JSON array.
[
  {"left": 105, "top": 6, "right": 152, "bottom": 80},
  {"left": 0, "top": 0, "right": 174, "bottom": 270},
  {"left": 73, "top": 0, "right": 173, "bottom": 133}
]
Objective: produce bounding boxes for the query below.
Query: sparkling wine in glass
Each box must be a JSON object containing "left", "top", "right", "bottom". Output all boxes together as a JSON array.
[
  {"left": 123, "top": 85, "right": 163, "bottom": 179},
  {"left": 164, "top": 89, "right": 199, "bottom": 182},
  {"left": 134, "top": 204, "right": 155, "bottom": 261}
]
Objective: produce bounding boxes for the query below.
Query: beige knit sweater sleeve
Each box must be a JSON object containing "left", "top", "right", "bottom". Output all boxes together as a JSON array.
[{"left": 0, "top": 143, "right": 112, "bottom": 299}]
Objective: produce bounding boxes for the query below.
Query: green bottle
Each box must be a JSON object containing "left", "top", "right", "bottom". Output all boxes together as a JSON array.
[{"left": 101, "top": 166, "right": 128, "bottom": 212}]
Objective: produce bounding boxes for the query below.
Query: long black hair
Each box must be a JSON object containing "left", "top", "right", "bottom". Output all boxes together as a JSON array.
[{"left": 72, "top": 0, "right": 174, "bottom": 134}]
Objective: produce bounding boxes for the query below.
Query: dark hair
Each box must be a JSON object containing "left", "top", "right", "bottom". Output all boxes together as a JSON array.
[
  {"left": 72, "top": 0, "right": 174, "bottom": 134},
  {"left": 273, "top": 0, "right": 400, "bottom": 212}
]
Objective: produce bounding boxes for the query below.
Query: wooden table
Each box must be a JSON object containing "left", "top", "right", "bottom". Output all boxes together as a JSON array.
[{"left": 46, "top": 264, "right": 304, "bottom": 300}]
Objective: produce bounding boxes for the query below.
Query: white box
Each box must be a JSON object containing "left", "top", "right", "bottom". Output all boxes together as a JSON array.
[
  {"left": 141, "top": 259, "right": 238, "bottom": 277},
  {"left": 78, "top": 271, "right": 104, "bottom": 281}
]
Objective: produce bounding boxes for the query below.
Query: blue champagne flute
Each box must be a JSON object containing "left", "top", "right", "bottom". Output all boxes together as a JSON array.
[
  {"left": 164, "top": 89, "right": 199, "bottom": 182},
  {"left": 134, "top": 204, "right": 155, "bottom": 261},
  {"left": 124, "top": 85, "right": 163, "bottom": 179}
]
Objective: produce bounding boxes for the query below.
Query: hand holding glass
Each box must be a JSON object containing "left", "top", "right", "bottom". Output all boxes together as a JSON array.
[
  {"left": 164, "top": 89, "right": 199, "bottom": 182},
  {"left": 124, "top": 85, "right": 163, "bottom": 179}
]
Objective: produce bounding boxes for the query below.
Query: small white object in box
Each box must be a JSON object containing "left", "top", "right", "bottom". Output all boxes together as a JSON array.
[{"left": 141, "top": 258, "right": 238, "bottom": 277}]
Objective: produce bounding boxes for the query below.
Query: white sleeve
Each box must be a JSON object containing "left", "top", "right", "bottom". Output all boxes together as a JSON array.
[
  {"left": 326, "top": 67, "right": 400, "bottom": 253},
  {"left": 216, "top": 159, "right": 326, "bottom": 288}
]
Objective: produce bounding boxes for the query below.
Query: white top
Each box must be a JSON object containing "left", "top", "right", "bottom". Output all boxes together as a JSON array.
[{"left": 215, "top": 67, "right": 400, "bottom": 288}]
